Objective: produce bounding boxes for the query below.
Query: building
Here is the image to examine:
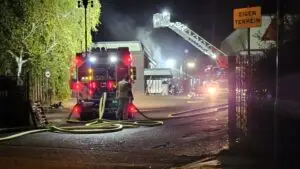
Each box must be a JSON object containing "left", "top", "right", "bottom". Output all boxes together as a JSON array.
[{"left": 221, "top": 16, "right": 276, "bottom": 57}]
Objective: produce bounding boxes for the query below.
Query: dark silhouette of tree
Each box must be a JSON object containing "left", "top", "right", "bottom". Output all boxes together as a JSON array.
[{"left": 253, "top": 16, "right": 300, "bottom": 101}]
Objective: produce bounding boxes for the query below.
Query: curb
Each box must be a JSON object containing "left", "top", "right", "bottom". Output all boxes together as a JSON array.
[
  {"left": 170, "top": 156, "right": 219, "bottom": 169},
  {"left": 171, "top": 103, "right": 228, "bottom": 116},
  {"left": 0, "top": 127, "right": 38, "bottom": 134}
]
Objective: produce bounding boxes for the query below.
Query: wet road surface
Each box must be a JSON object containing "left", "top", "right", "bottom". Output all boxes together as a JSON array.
[{"left": 0, "top": 98, "right": 228, "bottom": 169}]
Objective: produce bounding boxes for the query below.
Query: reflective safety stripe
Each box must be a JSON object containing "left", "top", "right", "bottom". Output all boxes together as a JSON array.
[{"left": 118, "top": 80, "right": 130, "bottom": 98}]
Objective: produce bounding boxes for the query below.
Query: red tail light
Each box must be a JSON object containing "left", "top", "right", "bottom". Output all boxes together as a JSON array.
[
  {"left": 123, "top": 55, "right": 132, "bottom": 66},
  {"left": 87, "top": 82, "right": 97, "bottom": 95},
  {"left": 92, "top": 82, "right": 97, "bottom": 89},
  {"left": 75, "top": 53, "right": 84, "bottom": 67},
  {"left": 107, "top": 80, "right": 113, "bottom": 89},
  {"left": 72, "top": 81, "right": 83, "bottom": 91},
  {"left": 128, "top": 103, "right": 136, "bottom": 113},
  {"left": 72, "top": 104, "right": 82, "bottom": 117},
  {"left": 88, "top": 81, "right": 97, "bottom": 89},
  {"left": 88, "top": 89, "right": 93, "bottom": 95}
]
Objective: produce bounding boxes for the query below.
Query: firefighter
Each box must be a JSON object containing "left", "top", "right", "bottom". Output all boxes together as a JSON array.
[{"left": 116, "top": 75, "right": 134, "bottom": 120}]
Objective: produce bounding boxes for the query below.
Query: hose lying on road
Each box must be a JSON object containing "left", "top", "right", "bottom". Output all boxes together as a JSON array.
[{"left": 0, "top": 93, "right": 227, "bottom": 142}]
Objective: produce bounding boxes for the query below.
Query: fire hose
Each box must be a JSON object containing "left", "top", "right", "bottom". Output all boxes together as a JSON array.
[{"left": 0, "top": 93, "right": 227, "bottom": 141}]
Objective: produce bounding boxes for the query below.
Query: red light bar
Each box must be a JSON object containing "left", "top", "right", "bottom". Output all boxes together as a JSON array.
[
  {"left": 107, "top": 80, "right": 113, "bottom": 89},
  {"left": 72, "top": 81, "right": 83, "bottom": 91}
]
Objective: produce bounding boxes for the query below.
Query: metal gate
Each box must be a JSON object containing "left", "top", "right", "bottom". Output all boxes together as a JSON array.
[
  {"left": 228, "top": 51, "right": 265, "bottom": 147},
  {"left": 0, "top": 75, "right": 31, "bottom": 128}
]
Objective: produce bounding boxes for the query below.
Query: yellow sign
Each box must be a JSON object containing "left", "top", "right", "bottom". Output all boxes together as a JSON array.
[{"left": 233, "top": 6, "right": 262, "bottom": 29}]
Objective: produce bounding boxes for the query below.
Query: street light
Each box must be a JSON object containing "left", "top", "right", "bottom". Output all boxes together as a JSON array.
[
  {"left": 184, "top": 49, "right": 189, "bottom": 54},
  {"left": 187, "top": 62, "right": 196, "bottom": 68},
  {"left": 162, "top": 9, "right": 170, "bottom": 17},
  {"left": 211, "top": 53, "right": 217, "bottom": 59},
  {"left": 166, "top": 59, "right": 176, "bottom": 68},
  {"left": 77, "top": 0, "right": 93, "bottom": 58},
  {"left": 78, "top": 0, "right": 94, "bottom": 87}
]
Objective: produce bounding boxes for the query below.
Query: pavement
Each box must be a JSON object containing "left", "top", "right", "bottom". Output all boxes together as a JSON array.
[
  {"left": 0, "top": 94, "right": 229, "bottom": 169},
  {"left": 60, "top": 94, "right": 195, "bottom": 110},
  {"left": 170, "top": 149, "right": 273, "bottom": 169},
  {"left": 45, "top": 94, "right": 227, "bottom": 124}
]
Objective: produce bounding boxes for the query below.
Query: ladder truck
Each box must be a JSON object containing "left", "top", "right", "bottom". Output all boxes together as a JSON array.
[
  {"left": 153, "top": 11, "right": 228, "bottom": 69},
  {"left": 69, "top": 47, "right": 137, "bottom": 121},
  {"left": 153, "top": 11, "right": 228, "bottom": 96}
]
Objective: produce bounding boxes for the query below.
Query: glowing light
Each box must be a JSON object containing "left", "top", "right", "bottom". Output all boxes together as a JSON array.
[
  {"left": 187, "top": 62, "right": 196, "bottom": 68},
  {"left": 184, "top": 49, "right": 189, "bottom": 54},
  {"left": 211, "top": 54, "right": 217, "bottom": 59},
  {"left": 72, "top": 104, "right": 81, "bottom": 115},
  {"left": 89, "top": 56, "right": 97, "bottom": 63},
  {"left": 72, "top": 81, "right": 83, "bottom": 91},
  {"left": 107, "top": 81, "right": 113, "bottom": 89},
  {"left": 128, "top": 103, "right": 136, "bottom": 113},
  {"left": 123, "top": 55, "right": 132, "bottom": 66},
  {"left": 92, "top": 82, "right": 96, "bottom": 89},
  {"left": 162, "top": 10, "right": 170, "bottom": 17},
  {"left": 88, "top": 68, "right": 93, "bottom": 73},
  {"left": 109, "top": 55, "right": 118, "bottom": 63},
  {"left": 166, "top": 59, "right": 176, "bottom": 68},
  {"left": 208, "top": 87, "right": 217, "bottom": 95}
]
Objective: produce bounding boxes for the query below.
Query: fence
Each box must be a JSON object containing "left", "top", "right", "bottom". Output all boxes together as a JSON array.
[
  {"left": 29, "top": 74, "right": 52, "bottom": 104},
  {"left": 228, "top": 52, "right": 266, "bottom": 148},
  {"left": 0, "top": 75, "right": 31, "bottom": 128}
]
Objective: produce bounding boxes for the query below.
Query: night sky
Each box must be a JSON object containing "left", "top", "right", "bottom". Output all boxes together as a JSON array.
[{"left": 92, "top": 0, "right": 278, "bottom": 67}]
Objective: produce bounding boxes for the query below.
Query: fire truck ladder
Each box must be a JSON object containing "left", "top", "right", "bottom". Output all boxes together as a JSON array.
[{"left": 153, "top": 12, "right": 228, "bottom": 67}]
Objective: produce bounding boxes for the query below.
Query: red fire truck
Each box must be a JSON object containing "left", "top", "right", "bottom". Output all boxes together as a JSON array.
[{"left": 69, "top": 47, "right": 136, "bottom": 120}]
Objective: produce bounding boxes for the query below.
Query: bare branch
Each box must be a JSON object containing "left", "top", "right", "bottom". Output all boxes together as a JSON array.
[
  {"left": 43, "top": 34, "right": 57, "bottom": 55},
  {"left": 15, "top": 56, "right": 20, "bottom": 63},
  {"left": 23, "top": 23, "right": 37, "bottom": 41},
  {"left": 20, "top": 47, "right": 24, "bottom": 59},
  {"left": 21, "top": 59, "right": 28, "bottom": 65},
  {"left": 7, "top": 50, "right": 18, "bottom": 58}
]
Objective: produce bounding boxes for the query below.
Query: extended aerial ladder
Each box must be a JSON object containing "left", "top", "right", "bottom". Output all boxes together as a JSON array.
[{"left": 153, "top": 12, "right": 228, "bottom": 69}]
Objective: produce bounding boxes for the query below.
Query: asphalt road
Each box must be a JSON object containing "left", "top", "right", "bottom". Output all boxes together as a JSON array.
[{"left": 0, "top": 97, "right": 228, "bottom": 169}]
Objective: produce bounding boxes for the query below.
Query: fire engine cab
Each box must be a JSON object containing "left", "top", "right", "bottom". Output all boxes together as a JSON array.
[{"left": 69, "top": 47, "right": 136, "bottom": 120}]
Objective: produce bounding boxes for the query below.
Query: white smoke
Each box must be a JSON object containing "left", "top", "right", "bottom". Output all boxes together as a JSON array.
[
  {"left": 102, "top": 6, "right": 165, "bottom": 67},
  {"left": 136, "top": 28, "right": 164, "bottom": 67}
]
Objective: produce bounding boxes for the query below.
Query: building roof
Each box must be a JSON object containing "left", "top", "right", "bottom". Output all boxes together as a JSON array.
[
  {"left": 221, "top": 16, "right": 276, "bottom": 55},
  {"left": 93, "top": 41, "right": 158, "bottom": 66},
  {"left": 93, "top": 41, "right": 143, "bottom": 52},
  {"left": 144, "top": 68, "right": 173, "bottom": 77}
]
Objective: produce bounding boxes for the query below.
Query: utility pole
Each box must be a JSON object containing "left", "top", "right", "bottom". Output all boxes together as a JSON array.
[
  {"left": 78, "top": 0, "right": 93, "bottom": 87},
  {"left": 78, "top": 0, "right": 93, "bottom": 58},
  {"left": 184, "top": 49, "right": 189, "bottom": 79},
  {"left": 211, "top": 0, "right": 216, "bottom": 45},
  {"left": 274, "top": 0, "right": 283, "bottom": 166}
]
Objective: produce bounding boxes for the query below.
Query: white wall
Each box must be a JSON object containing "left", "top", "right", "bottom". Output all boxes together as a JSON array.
[{"left": 221, "top": 16, "right": 276, "bottom": 56}]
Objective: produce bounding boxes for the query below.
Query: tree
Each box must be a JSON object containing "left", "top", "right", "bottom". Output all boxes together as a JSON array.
[
  {"left": 0, "top": 0, "right": 101, "bottom": 100},
  {"left": 253, "top": 15, "right": 300, "bottom": 100}
]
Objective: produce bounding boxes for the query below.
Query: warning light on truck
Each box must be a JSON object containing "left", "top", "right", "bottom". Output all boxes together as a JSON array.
[
  {"left": 130, "top": 67, "right": 137, "bottom": 80},
  {"left": 107, "top": 80, "right": 113, "bottom": 90},
  {"left": 75, "top": 53, "right": 84, "bottom": 67}
]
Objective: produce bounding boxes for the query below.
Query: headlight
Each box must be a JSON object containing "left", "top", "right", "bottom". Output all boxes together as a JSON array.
[
  {"left": 89, "top": 56, "right": 97, "bottom": 63},
  {"left": 109, "top": 55, "right": 118, "bottom": 63},
  {"left": 208, "top": 87, "right": 217, "bottom": 95}
]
